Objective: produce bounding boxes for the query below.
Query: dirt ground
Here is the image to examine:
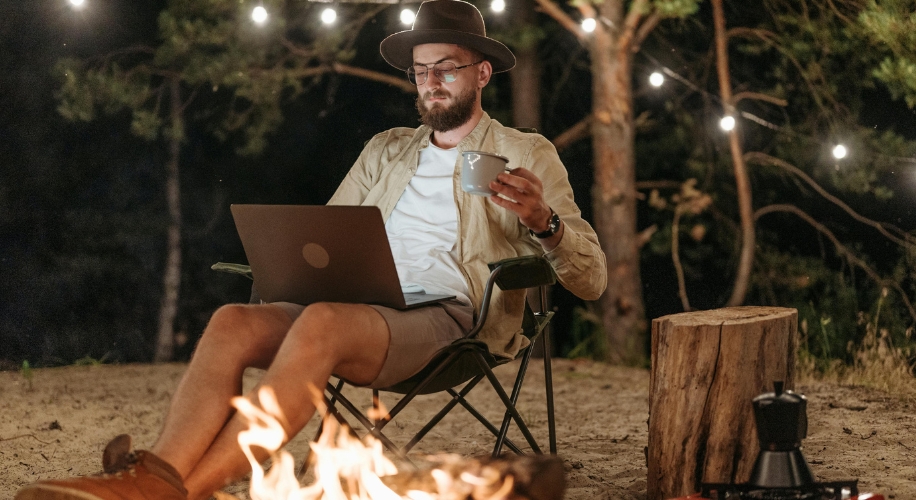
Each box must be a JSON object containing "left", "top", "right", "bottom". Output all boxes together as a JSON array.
[{"left": 1, "top": 359, "right": 914, "bottom": 499}]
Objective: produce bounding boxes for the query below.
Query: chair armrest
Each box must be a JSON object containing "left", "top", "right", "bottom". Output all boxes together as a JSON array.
[
  {"left": 465, "top": 256, "right": 555, "bottom": 340},
  {"left": 211, "top": 262, "right": 253, "bottom": 281},
  {"left": 487, "top": 255, "right": 556, "bottom": 290}
]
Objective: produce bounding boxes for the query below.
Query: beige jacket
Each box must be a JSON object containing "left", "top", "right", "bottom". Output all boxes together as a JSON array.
[{"left": 328, "top": 113, "right": 607, "bottom": 359}]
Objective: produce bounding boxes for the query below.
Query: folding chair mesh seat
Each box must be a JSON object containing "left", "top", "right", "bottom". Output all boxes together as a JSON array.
[{"left": 212, "top": 254, "right": 559, "bottom": 460}]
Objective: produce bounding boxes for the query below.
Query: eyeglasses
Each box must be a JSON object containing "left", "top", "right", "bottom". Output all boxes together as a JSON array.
[{"left": 406, "top": 60, "right": 483, "bottom": 85}]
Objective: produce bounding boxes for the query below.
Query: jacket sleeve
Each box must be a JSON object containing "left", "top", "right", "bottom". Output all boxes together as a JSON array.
[{"left": 528, "top": 136, "right": 607, "bottom": 301}]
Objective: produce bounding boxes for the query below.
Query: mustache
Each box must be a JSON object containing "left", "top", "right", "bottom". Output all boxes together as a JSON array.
[{"left": 422, "top": 90, "right": 450, "bottom": 100}]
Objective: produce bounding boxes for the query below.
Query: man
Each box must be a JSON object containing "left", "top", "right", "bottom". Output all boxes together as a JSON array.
[{"left": 16, "top": 1, "right": 606, "bottom": 499}]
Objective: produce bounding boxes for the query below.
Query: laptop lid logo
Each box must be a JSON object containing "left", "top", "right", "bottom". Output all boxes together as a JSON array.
[{"left": 301, "top": 243, "right": 329, "bottom": 269}]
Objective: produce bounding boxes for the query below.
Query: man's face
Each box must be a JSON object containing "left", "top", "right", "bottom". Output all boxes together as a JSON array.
[{"left": 412, "top": 43, "right": 482, "bottom": 132}]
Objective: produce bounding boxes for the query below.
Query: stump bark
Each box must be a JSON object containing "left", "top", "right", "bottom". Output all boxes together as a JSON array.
[{"left": 646, "top": 306, "right": 797, "bottom": 500}]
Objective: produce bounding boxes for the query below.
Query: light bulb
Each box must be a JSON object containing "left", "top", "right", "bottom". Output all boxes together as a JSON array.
[
  {"left": 720, "top": 116, "right": 736, "bottom": 131},
  {"left": 649, "top": 72, "right": 664, "bottom": 87},
  {"left": 832, "top": 144, "right": 847, "bottom": 159},
  {"left": 321, "top": 7, "right": 337, "bottom": 24},
  {"left": 581, "top": 18, "right": 597, "bottom": 33},
  {"left": 400, "top": 8, "right": 415, "bottom": 25},
  {"left": 69, "top": 0, "right": 85, "bottom": 8},
  {"left": 251, "top": 6, "right": 268, "bottom": 24},
  {"left": 491, "top": 0, "right": 506, "bottom": 13}
]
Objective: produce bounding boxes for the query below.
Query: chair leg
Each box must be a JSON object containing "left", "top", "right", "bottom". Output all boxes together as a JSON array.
[
  {"left": 402, "top": 375, "right": 484, "bottom": 453},
  {"left": 373, "top": 349, "right": 467, "bottom": 433},
  {"left": 474, "top": 352, "right": 542, "bottom": 454},
  {"left": 493, "top": 344, "right": 535, "bottom": 456},
  {"left": 542, "top": 319, "right": 557, "bottom": 454},
  {"left": 446, "top": 387, "right": 525, "bottom": 455},
  {"left": 324, "top": 381, "right": 410, "bottom": 462}
]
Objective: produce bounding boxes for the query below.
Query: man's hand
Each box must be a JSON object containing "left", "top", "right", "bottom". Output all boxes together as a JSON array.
[{"left": 488, "top": 168, "right": 563, "bottom": 249}]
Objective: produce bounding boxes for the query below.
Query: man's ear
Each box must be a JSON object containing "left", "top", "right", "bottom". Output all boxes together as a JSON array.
[{"left": 477, "top": 60, "right": 493, "bottom": 88}]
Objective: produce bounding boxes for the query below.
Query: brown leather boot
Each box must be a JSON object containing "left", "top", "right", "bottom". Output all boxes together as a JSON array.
[{"left": 15, "top": 435, "right": 187, "bottom": 500}]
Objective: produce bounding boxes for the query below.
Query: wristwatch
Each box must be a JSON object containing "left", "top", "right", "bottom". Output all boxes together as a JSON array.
[{"left": 530, "top": 209, "right": 561, "bottom": 239}]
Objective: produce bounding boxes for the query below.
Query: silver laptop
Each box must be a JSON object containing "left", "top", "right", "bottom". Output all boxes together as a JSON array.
[{"left": 230, "top": 204, "right": 456, "bottom": 310}]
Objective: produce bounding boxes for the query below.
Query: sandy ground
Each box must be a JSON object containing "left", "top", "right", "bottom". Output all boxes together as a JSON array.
[{"left": 1, "top": 359, "right": 914, "bottom": 499}]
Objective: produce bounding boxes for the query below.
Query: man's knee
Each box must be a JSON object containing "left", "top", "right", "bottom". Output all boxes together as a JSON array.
[{"left": 200, "top": 304, "right": 286, "bottom": 354}]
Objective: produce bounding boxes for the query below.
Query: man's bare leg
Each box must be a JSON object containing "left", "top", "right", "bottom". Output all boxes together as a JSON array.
[
  {"left": 152, "top": 302, "right": 390, "bottom": 500},
  {"left": 149, "top": 303, "right": 294, "bottom": 480}
]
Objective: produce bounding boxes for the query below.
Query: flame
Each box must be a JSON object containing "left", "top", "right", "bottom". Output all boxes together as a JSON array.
[{"left": 231, "top": 386, "right": 515, "bottom": 500}]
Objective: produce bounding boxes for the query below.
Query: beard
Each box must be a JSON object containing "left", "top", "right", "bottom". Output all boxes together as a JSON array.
[{"left": 416, "top": 85, "right": 478, "bottom": 132}]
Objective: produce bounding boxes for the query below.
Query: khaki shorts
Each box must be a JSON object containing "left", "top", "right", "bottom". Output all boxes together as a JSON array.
[{"left": 271, "top": 300, "right": 475, "bottom": 389}]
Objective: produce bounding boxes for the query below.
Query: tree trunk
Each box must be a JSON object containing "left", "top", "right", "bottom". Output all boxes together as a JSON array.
[
  {"left": 154, "top": 76, "right": 183, "bottom": 362},
  {"left": 510, "top": 0, "right": 541, "bottom": 131},
  {"left": 646, "top": 306, "right": 798, "bottom": 500},
  {"left": 712, "top": 0, "right": 755, "bottom": 307},
  {"left": 591, "top": 0, "right": 646, "bottom": 365}
]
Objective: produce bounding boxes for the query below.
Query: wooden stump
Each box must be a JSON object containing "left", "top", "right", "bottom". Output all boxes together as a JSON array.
[{"left": 646, "top": 306, "right": 797, "bottom": 500}]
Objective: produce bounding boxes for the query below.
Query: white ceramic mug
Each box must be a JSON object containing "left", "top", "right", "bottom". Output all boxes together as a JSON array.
[{"left": 461, "top": 151, "right": 510, "bottom": 196}]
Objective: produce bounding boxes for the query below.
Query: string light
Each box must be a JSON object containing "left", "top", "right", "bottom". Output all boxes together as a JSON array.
[
  {"left": 399, "top": 8, "right": 415, "bottom": 25},
  {"left": 581, "top": 18, "right": 597, "bottom": 33},
  {"left": 649, "top": 71, "right": 665, "bottom": 87},
  {"left": 491, "top": 0, "right": 506, "bottom": 13},
  {"left": 251, "top": 6, "right": 268, "bottom": 24},
  {"left": 832, "top": 144, "right": 848, "bottom": 159},
  {"left": 638, "top": 53, "right": 911, "bottom": 164},
  {"left": 320, "top": 7, "right": 337, "bottom": 25}
]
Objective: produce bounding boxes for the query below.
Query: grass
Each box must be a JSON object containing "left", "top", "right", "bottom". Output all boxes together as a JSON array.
[{"left": 798, "top": 292, "right": 916, "bottom": 397}]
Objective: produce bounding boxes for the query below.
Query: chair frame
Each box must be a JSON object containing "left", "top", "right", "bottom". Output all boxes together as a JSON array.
[{"left": 319, "top": 257, "right": 558, "bottom": 461}]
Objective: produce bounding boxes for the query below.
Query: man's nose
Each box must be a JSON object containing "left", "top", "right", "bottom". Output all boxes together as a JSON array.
[{"left": 423, "top": 75, "right": 442, "bottom": 92}]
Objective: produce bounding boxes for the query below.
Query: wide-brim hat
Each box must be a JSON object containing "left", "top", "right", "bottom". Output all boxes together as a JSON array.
[{"left": 380, "top": 0, "right": 516, "bottom": 73}]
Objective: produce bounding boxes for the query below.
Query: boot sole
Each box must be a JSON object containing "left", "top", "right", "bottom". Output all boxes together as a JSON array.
[{"left": 15, "top": 484, "right": 105, "bottom": 500}]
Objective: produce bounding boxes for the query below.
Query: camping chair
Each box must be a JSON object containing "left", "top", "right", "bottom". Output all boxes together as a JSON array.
[{"left": 212, "top": 254, "right": 558, "bottom": 460}]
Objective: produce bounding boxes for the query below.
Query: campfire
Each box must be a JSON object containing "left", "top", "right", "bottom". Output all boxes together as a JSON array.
[{"left": 225, "top": 387, "right": 564, "bottom": 500}]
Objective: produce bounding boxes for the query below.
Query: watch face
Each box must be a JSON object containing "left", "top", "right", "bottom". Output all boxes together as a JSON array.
[{"left": 531, "top": 211, "right": 560, "bottom": 238}]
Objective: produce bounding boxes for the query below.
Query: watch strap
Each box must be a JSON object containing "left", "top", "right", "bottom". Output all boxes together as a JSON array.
[{"left": 529, "top": 209, "right": 560, "bottom": 239}]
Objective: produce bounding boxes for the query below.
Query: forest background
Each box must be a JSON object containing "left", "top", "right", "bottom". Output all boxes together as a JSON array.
[{"left": 1, "top": 0, "right": 915, "bottom": 378}]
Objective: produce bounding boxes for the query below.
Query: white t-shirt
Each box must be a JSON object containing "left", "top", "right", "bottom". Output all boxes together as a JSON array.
[{"left": 385, "top": 143, "right": 471, "bottom": 306}]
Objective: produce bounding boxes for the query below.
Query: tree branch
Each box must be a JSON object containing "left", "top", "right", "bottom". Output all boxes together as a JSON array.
[
  {"left": 551, "top": 115, "right": 591, "bottom": 152},
  {"left": 755, "top": 204, "right": 916, "bottom": 323},
  {"left": 284, "top": 64, "right": 416, "bottom": 94},
  {"left": 745, "top": 151, "right": 916, "bottom": 248},
  {"left": 635, "top": 180, "right": 683, "bottom": 191},
  {"left": 631, "top": 11, "right": 661, "bottom": 53},
  {"left": 532, "top": 0, "right": 588, "bottom": 45},
  {"left": 731, "top": 91, "right": 788, "bottom": 107},
  {"left": 672, "top": 205, "right": 692, "bottom": 311},
  {"left": 727, "top": 27, "right": 834, "bottom": 113},
  {"left": 619, "top": 0, "right": 650, "bottom": 54},
  {"left": 332, "top": 63, "right": 417, "bottom": 93}
]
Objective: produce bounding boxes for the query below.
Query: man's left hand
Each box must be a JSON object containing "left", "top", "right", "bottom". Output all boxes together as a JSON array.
[{"left": 488, "top": 167, "right": 553, "bottom": 233}]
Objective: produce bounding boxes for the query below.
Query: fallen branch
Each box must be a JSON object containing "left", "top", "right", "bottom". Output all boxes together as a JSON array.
[{"left": 0, "top": 433, "right": 53, "bottom": 445}]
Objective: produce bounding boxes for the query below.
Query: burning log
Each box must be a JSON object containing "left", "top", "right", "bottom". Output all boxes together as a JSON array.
[
  {"left": 380, "top": 454, "right": 566, "bottom": 500},
  {"left": 227, "top": 387, "right": 565, "bottom": 500},
  {"left": 647, "top": 306, "right": 797, "bottom": 500}
]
